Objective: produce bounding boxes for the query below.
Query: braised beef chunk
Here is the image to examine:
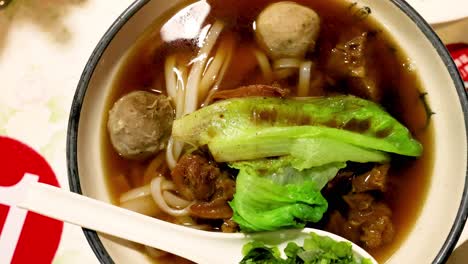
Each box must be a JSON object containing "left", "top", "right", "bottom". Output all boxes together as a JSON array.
[
  {"left": 211, "top": 84, "right": 290, "bottom": 102},
  {"left": 213, "top": 174, "right": 236, "bottom": 201},
  {"left": 221, "top": 219, "right": 239, "bottom": 233},
  {"left": 189, "top": 174, "right": 236, "bottom": 219},
  {"left": 352, "top": 164, "right": 389, "bottom": 193},
  {"left": 327, "top": 194, "right": 394, "bottom": 249},
  {"left": 190, "top": 199, "right": 233, "bottom": 219},
  {"left": 327, "top": 34, "right": 367, "bottom": 78},
  {"left": 344, "top": 194, "right": 394, "bottom": 248},
  {"left": 171, "top": 154, "right": 221, "bottom": 201},
  {"left": 326, "top": 33, "right": 380, "bottom": 101},
  {"left": 172, "top": 154, "right": 236, "bottom": 221},
  {"left": 343, "top": 193, "right": 374, "bottom": 211},
  {"left": 360, "top": 204, "right": 394, "bottom": 248},
  {"left": 326, "top": 211, "right": 360, "bottom": 243},
  {"left": 322, "top": 163, "right": 394, "bottom": 250}
]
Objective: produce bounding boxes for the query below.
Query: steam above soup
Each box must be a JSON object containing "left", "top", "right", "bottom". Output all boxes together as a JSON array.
[{"left": 102, "top": 0, "right": 433, "bottom": 263}]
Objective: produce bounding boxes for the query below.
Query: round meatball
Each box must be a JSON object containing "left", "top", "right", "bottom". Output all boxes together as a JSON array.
[
  {"left": 255, "top": 1, "right": 321, "bottom": 59},
  {"left": 107, "top": 91, "right": 174, "bottom": 160}
]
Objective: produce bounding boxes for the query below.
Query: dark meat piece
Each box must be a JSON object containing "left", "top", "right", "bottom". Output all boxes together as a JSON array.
[
  {"left": 189, "top": 174, "right": 236, "bottom": 219},
  {"left": 324, "top": 164, "right": 394, "bottom": 250},
  {"left": 361, "top": 209, "right": 395, "bottom": 249},
  {"left": 211, "top": 84, "right": 290, "bottom": 102},
  {"left": 326, "top": 211, "right": 360, "bottom": 243},
  {"left": 213, "top": 174, "right": 236, "bottom": 201},
  {"left": 172, "top": 154, "right": 236, "bottom": 220},
  {"left": 326, "top": 33, "right": 380, "bottom": 101},
  {"left": 171, "top": 154, "right": 221, "bottom": 201},
  {"left": 190, "top": 198, "right": 233, "bottom": 219},
  {"left": 327, "top": 34, "right": 367, "bottom": 78},
  {"left": 344, "top": 193, "right": 394, "bottom": 249},
  {"left": 221, "top": 219, "right": 239, "bottom": 233},
  {"left": 343, "top": 193, "right": 374, "bottom": 211},
  {"left": 352, "top": 164, "right": 389, "bottom": 193}
]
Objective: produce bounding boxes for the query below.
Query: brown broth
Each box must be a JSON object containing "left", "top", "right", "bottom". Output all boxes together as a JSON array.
[{"left": 101, "top": 0, "right": 434, "bottom": 263}]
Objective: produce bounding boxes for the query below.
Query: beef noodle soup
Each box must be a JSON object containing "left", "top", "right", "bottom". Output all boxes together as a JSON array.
[{"left": 101, "top": 0, "right": 433, "bottom": 263}]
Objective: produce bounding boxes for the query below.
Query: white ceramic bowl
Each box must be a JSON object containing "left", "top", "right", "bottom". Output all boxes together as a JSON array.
[{"left": 67, "top": 0, "right": 468, "bottom": 263}]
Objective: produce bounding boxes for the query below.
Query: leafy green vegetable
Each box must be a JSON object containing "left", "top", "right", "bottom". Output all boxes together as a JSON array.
[
  {"left": 240, "top": 233, "right": 374, "bottom": 264},
  {"left": 228, "top": 150, "right": 370, "bottom": 232},
  {"left": 240, "top": 241, "right": 283, "bottom": 264},
  {"left": 229, "top": 169, "right": 328, "bottom": 232},
  {"left": 231, "top": 157, "right": 346, "bottom": 189},
  {"left": 172, "top": 96, "right": 422, "bottom": 232},
  {"left": 211, "top": 134, "right": 389, "bottom": 165},
  {"left": 173, "top": 96, "right": 423, "bottom": 162}
]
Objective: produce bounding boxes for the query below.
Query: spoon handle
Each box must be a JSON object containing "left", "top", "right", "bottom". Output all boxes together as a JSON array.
[{"left": 8, "top": 174, "right": 244, "bottom": 263}]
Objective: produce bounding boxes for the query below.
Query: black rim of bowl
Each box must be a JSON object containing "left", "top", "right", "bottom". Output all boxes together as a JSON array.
[{"left": 67, "top": 0, "right": 468, "bottom": 263}]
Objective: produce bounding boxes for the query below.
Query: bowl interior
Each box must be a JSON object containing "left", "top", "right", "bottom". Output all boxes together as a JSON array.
[{"left": 70, "top": 0, "right": 468, "bottom": 263}]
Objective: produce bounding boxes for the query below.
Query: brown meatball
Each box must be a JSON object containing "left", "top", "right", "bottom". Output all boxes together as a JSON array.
[
  {"left": 107, "top": 91, "right": 174, "bottom": 160},
  {"left": 256, "top": 1, "right": 321, "bottom": 59}
]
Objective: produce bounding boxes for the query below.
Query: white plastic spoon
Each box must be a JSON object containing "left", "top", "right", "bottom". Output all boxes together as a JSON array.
[{"left": 0, "top": 173, "right": 378, "bottom": 264}]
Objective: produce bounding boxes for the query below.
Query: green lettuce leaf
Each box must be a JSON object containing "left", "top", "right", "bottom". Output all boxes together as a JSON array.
[
  {"left": 229, "top": 168, "right": 328, "bottom": 232},
  {"left": 231, "top": 156, "right": 346, "bottom": 189},
  {"left": 173, "top": 96, "right": 423, "bottom": 161}
]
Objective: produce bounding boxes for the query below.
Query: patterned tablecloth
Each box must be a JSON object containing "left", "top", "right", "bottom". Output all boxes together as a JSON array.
[{"left": 0, "top": 1, "right": 467, "bottom": 263}]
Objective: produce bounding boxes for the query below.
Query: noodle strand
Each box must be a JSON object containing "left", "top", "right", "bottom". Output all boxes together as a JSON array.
[
  {"left": 164, "top": 55, "right": 177, "bottom": 99},
  {"left": 298, "top": 60, "right": 313, "bottom": 97},
  {"left": 163, "top": 191, "right": 192, "bottom": 208},
  {"left": 150, "top": 177, "right": 193, "bottom": 217},
  {"left": 184, "top": 20, "right": 224, "bottom": 114},
  {"left": 119, "top": 185, "right": 151, "bottom": 204},
  {"left": 254, "top": 49, "right": 273, "bottom": 82},
  {"left": 202, "top": 37, "right": 235, "bottom": 106},
  {"left": 273, "top": 58, "right": 302, "bottom": 69},
  {"left": 166, "top": 137, "right": 178, "bottom": 170}
]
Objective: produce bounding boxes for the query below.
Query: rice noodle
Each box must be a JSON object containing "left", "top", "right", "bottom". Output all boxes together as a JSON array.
[
  {"left": 120, "top": 195, "right": 160, "bottom": 216},
  {"left": 165, "top": 137, "right": 178, "bottom": 170},
  {"left": 119, "top": 185, "right": 151, "bottom": 204},
  {"left": 163, "top": 191, "right": 191, "bottom": 208},
  {"left": 173, "top": 66, "right": 187, "bottom": 110},
  {"left": 202, "top": 86, "right": 220, "bottom": 106},
  {"left": 254, "top": 49, "right": 273, "bottom": 82},
  {"left": 274, "top": 68, "right": 296, "bottom": 79},
  {"left": 199, "top": 38, "right": 230, "bottom": 99},
  {"left": 165, "top": 21, "right": 225, "bottom": 168},
  {"left": 119, "top": 176, "right": 175, "bottom": 204},
  {"left": 202, "top": 56, "right": 215, "bottom": 76},
  {"left": 298, "top": 60, "right": 313, "bottom": 97},
  {"left": 202, "top": 37, "right": 234, "bottom": 106},
  {"left": 164, "top": 55, "right": 177, "bottom": 99},
  {"left": 143, "top": 153, "right": 166, "bottom": 184},
  {"left": 174, "top": 65, "right": 187, "bottom": 118},
  {"left": 150, "top": 177, "right": 193, "bottom": 217},
  {"left": 172, "top": 64, "right": 187, "bottom": 165},
  {"left": 161, "top": 180, "right": 176, "bottom": 191},
  {"left": 273, "top": 58, "right": 302, "bottom": 69},
  {"left": 184, "top": 20, "right": 224, "bottom": 114}
]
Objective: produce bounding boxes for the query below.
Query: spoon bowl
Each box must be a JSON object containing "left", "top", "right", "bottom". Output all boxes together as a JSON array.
[{"left": 0, "top": 173, "right": 377, "bottom": 264}]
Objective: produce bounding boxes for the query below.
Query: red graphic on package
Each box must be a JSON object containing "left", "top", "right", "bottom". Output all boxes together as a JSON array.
[
  {"left": 448, "top": 43, "right": 468, "bottom": 82},
  {"left": 0, "top": 137, "right": 63, "bottom": 264}
]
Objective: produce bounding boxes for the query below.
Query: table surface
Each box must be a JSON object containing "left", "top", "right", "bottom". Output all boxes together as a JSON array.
[{"left": 0, "top": 1, "right": 467, "bottom": 263}]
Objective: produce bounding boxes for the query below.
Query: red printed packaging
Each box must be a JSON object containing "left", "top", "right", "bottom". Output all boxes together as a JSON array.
[{"left": 447, "top": 43, "right": 468, "bottom": 88}]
